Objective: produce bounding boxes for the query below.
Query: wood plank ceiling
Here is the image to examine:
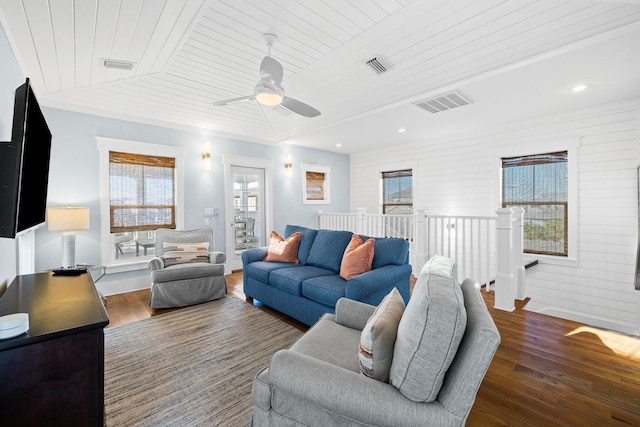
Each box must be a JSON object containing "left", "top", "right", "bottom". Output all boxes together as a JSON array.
[{"left": 1, "top": 0, "right": 639, "bottom": 152}]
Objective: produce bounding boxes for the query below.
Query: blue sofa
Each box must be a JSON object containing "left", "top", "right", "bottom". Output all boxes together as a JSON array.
[{"left": 242, "top": 224, "right": 412, "bottom": 326}]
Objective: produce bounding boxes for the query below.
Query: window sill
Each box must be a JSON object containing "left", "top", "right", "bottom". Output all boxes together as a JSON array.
[
  {"left": 523, "top": 254, "right": 578, "bottom": 268},
  {"left": 105, "top": 258, "right": 152, "bottom": 274}
]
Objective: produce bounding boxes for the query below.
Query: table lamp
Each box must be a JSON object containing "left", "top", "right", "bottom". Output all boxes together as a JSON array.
[{"left": 47, "top": 206, "right": 90, "bottom": 268}]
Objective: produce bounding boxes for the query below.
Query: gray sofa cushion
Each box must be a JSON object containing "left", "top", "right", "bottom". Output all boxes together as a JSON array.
[
  {"left": 390, "top": 256, "right": 467, "bottom": 402},
  {"left": 290, "top": 313, "right": 361, "bottom": 373},
  {"left": 150, "top": 262, "right": 224, "bottom": 283}
]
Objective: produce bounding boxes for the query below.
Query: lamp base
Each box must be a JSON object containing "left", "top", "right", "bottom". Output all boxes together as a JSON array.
[
  {"left": 61, "top": 232, "right": 76, "bottom": 269},
  {"left": 52, "top": 268, "right": 87, "bottom": 276}
]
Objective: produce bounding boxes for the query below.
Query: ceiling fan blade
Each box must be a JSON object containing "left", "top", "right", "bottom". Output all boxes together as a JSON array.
[
  {"left": 280, "top": 97, "right": 321, "bottom": 118},
  {"left": 260, "top": 56, "right": 283, "bottom": 87},
  {"left": 212, "top": 95, "right": 255, "bottom": 106}
]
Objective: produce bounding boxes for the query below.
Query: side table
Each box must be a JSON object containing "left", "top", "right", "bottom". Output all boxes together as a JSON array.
[{"left": 136, "top": 239, "right": 155, "bottom": 256}]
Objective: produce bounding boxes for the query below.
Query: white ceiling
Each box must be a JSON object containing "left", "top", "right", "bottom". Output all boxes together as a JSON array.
[{"left": 1, "top": 0, "right": 639, "bottom": 154}]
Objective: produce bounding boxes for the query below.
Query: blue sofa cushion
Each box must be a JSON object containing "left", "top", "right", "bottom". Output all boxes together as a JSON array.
[
  {"left": 302, "top": 275, "right": 348, "bottom": 307},
  {"left": 360, "top": 235, "right": 410, "bottom": 269},
  {"left": 244, "top": 261, "right": 301, "bottom": 284},
  {"left": 270, "top": 266, "right": 336, "bottom": 296},
  {"left": 284, "top": 225, "right": 318, "bottom": 265},
  {"left": 306, "top": 229, "right": 353, "bottom": 273}
]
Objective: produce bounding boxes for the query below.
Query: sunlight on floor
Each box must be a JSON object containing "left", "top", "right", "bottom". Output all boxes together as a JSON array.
[{"left": 566, "top": 326, "right": 640, "bottom": 360}]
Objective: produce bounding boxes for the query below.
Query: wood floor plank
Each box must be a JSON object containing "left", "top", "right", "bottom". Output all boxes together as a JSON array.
[{"left": 104, "top": 271, "right": 640, "bottom": 426}]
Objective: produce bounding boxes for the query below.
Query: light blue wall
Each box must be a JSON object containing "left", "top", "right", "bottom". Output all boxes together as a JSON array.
[
  {"left": 35, "top": 107, "right": 350, "bottom": 272},
  {"left": 0, "top": 23, "right": 26, "bottom": 285}
]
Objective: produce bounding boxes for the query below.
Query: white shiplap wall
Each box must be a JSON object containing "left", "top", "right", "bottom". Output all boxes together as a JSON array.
[{"left": 350, "top": 99, "right": 640, "bottom": 335}]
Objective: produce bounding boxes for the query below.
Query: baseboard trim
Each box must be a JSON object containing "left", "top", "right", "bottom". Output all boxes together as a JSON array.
[
  {"left": 96, "top": 273, "right": 150, "bottom": 296},
  {"left": 524, "top": 301, "right": 639, "bottom": 336}
]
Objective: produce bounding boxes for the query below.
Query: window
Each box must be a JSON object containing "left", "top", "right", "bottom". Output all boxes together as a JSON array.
[
  {"left": 109, "top": 151, "right": 176, "bottom": 233},
  {"left": 382, "top": 169, "right": 413, "bottom": 214},
  {"left": 97, "top": 137, "right": 184, "bottom": 269},
  {"left": 502, "top": 151, "right": 568, "bottom": 256}
]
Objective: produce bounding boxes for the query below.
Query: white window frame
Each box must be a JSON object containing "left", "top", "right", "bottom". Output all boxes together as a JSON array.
[
  {"left": 497, "top": 139, "right": 578, "bottom": 266},
  {"left": 97, "top": 137, "right": 185, "bottom": 272}
]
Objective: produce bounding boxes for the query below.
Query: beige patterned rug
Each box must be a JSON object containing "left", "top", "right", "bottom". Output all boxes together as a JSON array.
[{"left": 104, "top": 297, "right": 304, "bottom": 426}]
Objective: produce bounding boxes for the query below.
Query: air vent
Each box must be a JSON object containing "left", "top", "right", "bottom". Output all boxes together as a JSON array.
[
  {"left": 365, "top": 57, "right": 390, "bottom": 75},
  {"left": 414, "top": 91, "right": 472, "bottom": 113},
  {"left": 101, "top": 58, "right": 135, "bottom": 70}
]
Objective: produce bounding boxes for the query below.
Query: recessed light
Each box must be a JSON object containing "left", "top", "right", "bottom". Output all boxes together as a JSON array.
[
  {"left": 398, "top": 128, "right": 406, "bottom": 133},
  {"left": 570, "top": 84, "right": 590, "bottom": 93},
  {"left": 335, "top": 144, "right": 342, "bottom": 147}
]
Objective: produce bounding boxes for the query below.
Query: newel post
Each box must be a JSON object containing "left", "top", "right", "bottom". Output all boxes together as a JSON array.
[
  {"left": 355, "top": 207, "right": 367, "bottom": 235},
  {"left": 512, "top": 207, "right": 526, "bottom": 300},
  {"left": 415, "top": 209, "right": 428, "bottom": 273},
  {"left": 494, "top": 208, "right": 515, "bottom": 312}
]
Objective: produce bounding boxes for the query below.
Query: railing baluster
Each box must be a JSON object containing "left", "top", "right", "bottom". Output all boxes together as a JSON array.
[{"left": 317, "top": 211, "right": 504, "bottom": 289}]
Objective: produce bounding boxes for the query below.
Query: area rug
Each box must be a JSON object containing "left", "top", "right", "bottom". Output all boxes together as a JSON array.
[{"left": 104, "top": 297, "right": 304, "bottom": 426}]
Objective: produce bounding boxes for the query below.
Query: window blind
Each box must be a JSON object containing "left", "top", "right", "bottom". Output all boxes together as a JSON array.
[
  {"left": 109, "top": 151, "right": 176, "bottom": 233},
  {"left": 502, "top": 151, "right": 568, "bottom": 256},
  {"left": 382, "top": 169, "right": 413, "bottom": 214}
]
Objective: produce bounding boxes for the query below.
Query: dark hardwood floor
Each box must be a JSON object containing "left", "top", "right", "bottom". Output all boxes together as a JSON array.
[{"left": 104, "top": 272, "right": 640, "bottom": 426}]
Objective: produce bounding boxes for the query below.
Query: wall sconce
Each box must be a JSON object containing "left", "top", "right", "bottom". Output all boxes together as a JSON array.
[
  {"left": 202, "top": 141, "right": 212, "bottom": 171},
  {"left": 47, "top": 206, "right": 90, "bottom": 268},
  {"left": 285, "top": 154, "right": 293, "bottom": 177}
]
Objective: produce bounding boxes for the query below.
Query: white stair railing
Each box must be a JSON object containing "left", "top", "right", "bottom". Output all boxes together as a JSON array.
[
  {"left": 425, "top": 214, "right": 497, "bottom": 291},
  {"left": 317, "top": 207, "right": 525, "bottom": 311}
]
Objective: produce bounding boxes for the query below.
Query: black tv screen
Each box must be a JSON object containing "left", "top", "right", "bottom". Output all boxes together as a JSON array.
[{"left": 0, "top": 78, "right": 52, "bottom": 238}]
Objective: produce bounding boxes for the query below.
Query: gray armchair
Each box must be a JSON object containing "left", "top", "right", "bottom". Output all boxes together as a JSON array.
[
  {"left": 148, "top": 228, "right": 226, "bottom": 308},
  {"left": 252, "top": 273, "right": 500, "bottom": 426}
]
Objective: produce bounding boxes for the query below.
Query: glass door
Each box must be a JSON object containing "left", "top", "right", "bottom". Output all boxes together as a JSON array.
[{"left": 228, "top": 166, "right": 265, "bottom": 269}]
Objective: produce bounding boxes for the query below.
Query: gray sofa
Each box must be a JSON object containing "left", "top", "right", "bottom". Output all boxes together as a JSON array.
[
  {"left": 251, "top": 258, "right": 500, "bottom": 426},
  {"left": 148, "top": 228, "right": 226, "bottom": 308}
]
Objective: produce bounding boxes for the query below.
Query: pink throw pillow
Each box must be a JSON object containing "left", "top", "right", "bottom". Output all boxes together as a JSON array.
[
  {"left": 264, "top": 231, "right": 301, "bottom": 263},
  {"left": 340, "top": 234, "right": 375, "bottom": 280}
]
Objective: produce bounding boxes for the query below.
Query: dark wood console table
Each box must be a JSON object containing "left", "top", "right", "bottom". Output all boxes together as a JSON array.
[{"left": 0, "top": 271, "right": 109, "bottom": 425}]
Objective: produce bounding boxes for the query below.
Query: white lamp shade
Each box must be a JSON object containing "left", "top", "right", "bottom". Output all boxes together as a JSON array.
[{"left": 47, "top": 207, "right": 90, "bottom": 231}]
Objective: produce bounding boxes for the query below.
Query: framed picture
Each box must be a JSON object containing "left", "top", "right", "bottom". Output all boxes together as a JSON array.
[{"left": 301, "top": 163, "right": 331, "bottom": 204}]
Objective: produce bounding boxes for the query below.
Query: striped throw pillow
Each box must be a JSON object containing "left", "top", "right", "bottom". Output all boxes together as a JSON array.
[
  {"left": 162, "top": 242, "right": 210, "bottom": 267},
  {"left": 359, "top": 287, "right": 405, "bottom": 382}
]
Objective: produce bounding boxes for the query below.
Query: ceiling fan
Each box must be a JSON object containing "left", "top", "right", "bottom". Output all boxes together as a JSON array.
[{"left": 212, "top": 34, "right": 321, "bottom": 118}]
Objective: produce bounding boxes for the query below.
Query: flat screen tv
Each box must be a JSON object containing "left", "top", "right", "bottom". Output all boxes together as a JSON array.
[{"left": 0, "top": 78, "right": 52, "bottom": 238}]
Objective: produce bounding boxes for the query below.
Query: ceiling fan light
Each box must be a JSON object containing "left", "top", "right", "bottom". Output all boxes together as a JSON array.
[{"left": 256, "top": 91, "right": 283, "bottom": 106}]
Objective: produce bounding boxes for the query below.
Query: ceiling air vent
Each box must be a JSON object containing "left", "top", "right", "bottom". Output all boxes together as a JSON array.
[
  {"left": 414, "top": 91, "right": 472, "bottom": 113},
  {"left": 365, "top": 57, "right": 390, "bottom": 75},
  {"left": 101, "top": 58, "right": 135, "bottom": 70}
]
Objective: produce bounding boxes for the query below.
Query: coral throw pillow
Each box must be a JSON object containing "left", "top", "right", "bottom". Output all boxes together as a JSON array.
[
  {"left": 264, "top": 231, "right": 301, "bottom": 263},
  {"left": 340, "top": 234, "right": 375, "bottom": 279}
]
